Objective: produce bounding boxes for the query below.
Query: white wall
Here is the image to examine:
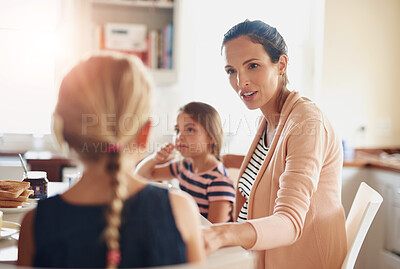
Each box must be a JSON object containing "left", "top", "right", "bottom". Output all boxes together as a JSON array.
[
  {"left": 158, "top": 0, "right": 325, "bottom": 155},
  {"left": 320, "top": 0, "right": 400, "bottom": 148},
  {"left": 7, "top": 0, "right": 384, "bottom": 155}
]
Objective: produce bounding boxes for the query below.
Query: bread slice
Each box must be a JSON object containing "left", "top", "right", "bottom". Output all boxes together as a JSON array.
[
  {"left": 15, "top": 189, "right": 34, "bottom": 202},
  {"left": 0, "top": 180, "right": 30, "bottom": 199},
  {"left": 0, "top": 200, "right": 24, "bottom": 208},
  {"left": 0, "top": 189, "right": 34, "bottom": 202}
]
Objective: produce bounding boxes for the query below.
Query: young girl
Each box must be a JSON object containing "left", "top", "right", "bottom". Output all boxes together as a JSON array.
[
  {"left": 136, "top": 102, "right": 235, "bottom": 224},
  {"left": 17, "top": 53, "right": 205, "bottom": 268}
]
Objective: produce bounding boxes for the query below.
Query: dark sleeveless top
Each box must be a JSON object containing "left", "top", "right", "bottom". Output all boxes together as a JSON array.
[{"left": 33, "top": 185, "right": 187, "bottom": 268}]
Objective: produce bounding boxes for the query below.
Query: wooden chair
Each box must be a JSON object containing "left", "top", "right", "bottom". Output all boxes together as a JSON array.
[{"left": 221, "top": 154, "right": 244, "bottom": 187}]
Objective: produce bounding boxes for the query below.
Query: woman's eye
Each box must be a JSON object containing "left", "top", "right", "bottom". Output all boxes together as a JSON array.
[
  {"left": 249, "top": 63, "right": 259, "bottom": 69},
  {"left": 187, "top": 127, "right": 195, "bottom": 133},
  {"left": 226, "top": 68, "right": 235, "bottom": 75},
  {"left": 174, "top": 128, "right": 179, "bottom": 134}
]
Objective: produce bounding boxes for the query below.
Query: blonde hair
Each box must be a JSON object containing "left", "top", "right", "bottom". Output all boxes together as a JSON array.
[
  {"left": 54, "top": 52, "right": 152, "bottom": 268},
  {"left": 179, "top": 102, "right": 224, "bottom": 160}
]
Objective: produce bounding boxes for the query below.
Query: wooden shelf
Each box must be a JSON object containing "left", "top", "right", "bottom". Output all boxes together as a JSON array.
[
  {"left": 85, "top": 0, "right": 178, "bottom": 85},
  {"left": 92, "top": 0, "right": 174, "bottom": 9},
  {"left": 151, "top": 69, "right": 176, "bottom": 85}
]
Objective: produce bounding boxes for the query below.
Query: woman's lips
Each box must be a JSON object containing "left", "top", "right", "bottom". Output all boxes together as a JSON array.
[{"left": 240, "top": 90, "right": 258, "bottom": 102}]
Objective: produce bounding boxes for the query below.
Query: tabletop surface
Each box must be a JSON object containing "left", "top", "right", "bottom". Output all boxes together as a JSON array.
[
  {"left": 0, "top": 182, "right": 253, "bottom": 267},
  {"left": 0, "top": 182, "right": 70, "bottom": 263}
]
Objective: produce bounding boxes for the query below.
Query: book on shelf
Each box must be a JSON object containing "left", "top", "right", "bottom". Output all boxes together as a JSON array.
[
  {"left": 162, "top": 23, "right": 173, "bottom": 69},
  {"left": 146, "top": 30, "right": 158, "bottom": 69},
  {"left": 94, "top": 22, "right": 173, "bottom": 70},
  {"left": 147, "top": 23, "right": 173, "bottom": 70}
]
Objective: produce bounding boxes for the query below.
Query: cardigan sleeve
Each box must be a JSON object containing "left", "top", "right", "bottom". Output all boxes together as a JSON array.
[{"left": 248, "top": 117, "right": 328, "bottom": 250}]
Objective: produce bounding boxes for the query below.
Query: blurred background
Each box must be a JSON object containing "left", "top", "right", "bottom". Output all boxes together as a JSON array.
[{"left": 0, "top": 0, "right": 399, "bottom": 155}]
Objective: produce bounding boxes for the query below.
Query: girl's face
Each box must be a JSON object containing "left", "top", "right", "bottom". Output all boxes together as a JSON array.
[
  {"left": 174, "top": 112, "right": 212, "bottom": 158},
  {"left": 222, "top": 35, "right": 286, "bottom": 111}
]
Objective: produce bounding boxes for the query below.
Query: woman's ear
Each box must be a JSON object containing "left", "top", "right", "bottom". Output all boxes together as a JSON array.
[
  {"left": 136, "top": 120, "right": 152, "bottom": 150},
  {"left": 278, "top": 54, "right": 288, "bottom": 75}
]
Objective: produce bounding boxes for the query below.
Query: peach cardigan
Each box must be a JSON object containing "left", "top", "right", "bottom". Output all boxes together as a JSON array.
[{"left": 235, "top": 91, "right": 347, "bottom": 269}]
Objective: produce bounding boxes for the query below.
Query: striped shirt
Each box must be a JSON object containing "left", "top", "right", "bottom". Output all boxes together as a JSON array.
[
  {"left": 169, "top": 159, "right": 235, "bottom": 220},
  {"left": 237, "top": 127, "right": 269, "bottom": 222}
]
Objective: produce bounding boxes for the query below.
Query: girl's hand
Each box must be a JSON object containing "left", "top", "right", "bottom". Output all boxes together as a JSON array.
[{"left": 153, "top": 143, "right": 175, "bottom": 164}]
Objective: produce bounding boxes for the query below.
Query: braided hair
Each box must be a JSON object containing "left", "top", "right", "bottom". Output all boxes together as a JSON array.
[{"left": 54, "top": 52, "right": 152, "bottom": 268}]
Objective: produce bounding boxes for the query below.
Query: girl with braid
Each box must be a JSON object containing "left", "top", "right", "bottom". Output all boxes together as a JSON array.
[{"left": 18, "top": 53, "right": 205, "bottom": 268}]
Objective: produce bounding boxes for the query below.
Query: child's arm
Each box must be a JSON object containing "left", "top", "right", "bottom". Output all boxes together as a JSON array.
[
  {"left": 207, "top": 201, "right": 233, "bottom": 224},
  {"left": 17, "top": 210, "right": 35, "bottom": 266},
  {"left": 169, "top": 189, "right": 206, "bottom": 263},
  {"left": 206, "top": 174, "right": 236, "bottom": 224},
  {"left": 135, "top": 143, "right": 176, "bottom": 181}
]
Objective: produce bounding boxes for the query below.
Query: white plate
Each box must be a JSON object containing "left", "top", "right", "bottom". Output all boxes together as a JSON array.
[
  {"left": 0, "top": 201, "right": 37, "bottom": 214},
  {"left": 0, "top": 221, "right": 20, "bottom": 240}
]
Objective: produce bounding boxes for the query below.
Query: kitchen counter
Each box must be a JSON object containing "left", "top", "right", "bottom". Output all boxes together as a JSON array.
[
  {"left": 0, "top": 151, "right": 77, "bottom": 182},
  {"left": 343, "top": 149, "right": 400, "bottom": 173}
]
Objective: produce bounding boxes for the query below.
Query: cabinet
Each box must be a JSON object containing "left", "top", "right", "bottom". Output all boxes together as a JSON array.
[
  {"left": 342, "top": 167, "right": 400, "bottom": 269},
  {"left": 77, "top": 0, "right": 178, "bottom": 85}
]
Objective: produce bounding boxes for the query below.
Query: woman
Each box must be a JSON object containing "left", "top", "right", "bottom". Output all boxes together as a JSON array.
[
  {"left": 18, "top": 53, "right": 205, "bottom": 268},
  {"left": 203, "top": 20, "right": 347, "bottom": 268}
]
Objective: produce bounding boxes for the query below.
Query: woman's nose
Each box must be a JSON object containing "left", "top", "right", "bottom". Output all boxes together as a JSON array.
[{"left": 236, "top": 72, "right": 249, "bottom": 88}]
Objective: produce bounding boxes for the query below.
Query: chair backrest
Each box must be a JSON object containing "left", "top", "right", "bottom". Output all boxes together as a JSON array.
[
  {"left": 226, "top": 167, "right": 240, "bottom": 187},
  {"left": 341, "top": 182, "right": 383, "bottom": 269},
  {"left": 221, "top": 154, "right": 245, "bottom": 187}
]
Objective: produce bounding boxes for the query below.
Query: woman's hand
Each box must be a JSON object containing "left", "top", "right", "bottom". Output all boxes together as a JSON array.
[
  {"left": 202, "top": 225, "right": 225, "bottom": 255},
  {"left": 153, "top": 143, "right": 175, "bottom": 164},
  {"left": 202, "top": 222, "right": 257, "bottom": 255}
]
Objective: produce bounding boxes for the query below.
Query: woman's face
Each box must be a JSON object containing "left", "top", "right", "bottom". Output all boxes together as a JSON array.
[
  {"left": 173, "top": 111, "right": 212, "bottom": 158},
  {"left": 223, "top": 35, "right": 286, "bottom": 111}
]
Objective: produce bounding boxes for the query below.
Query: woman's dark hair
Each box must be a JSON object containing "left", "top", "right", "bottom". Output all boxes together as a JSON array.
[{"left": 222, "top": 20, "right": 289, "bottom": 110}]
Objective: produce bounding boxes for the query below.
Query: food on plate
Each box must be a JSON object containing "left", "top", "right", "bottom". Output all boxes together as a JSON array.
[
  {"left": 15, "top": 189, "right": 35, "bottom": 202},
  {"left": 0, "top": 180, "right": 30, "bottom": 198},
  {"left": 0, "top": 200, "right": 24, "bottom": 208},
  {"left": 0, "top": 181, "right": 33, "bottom": 208}
]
